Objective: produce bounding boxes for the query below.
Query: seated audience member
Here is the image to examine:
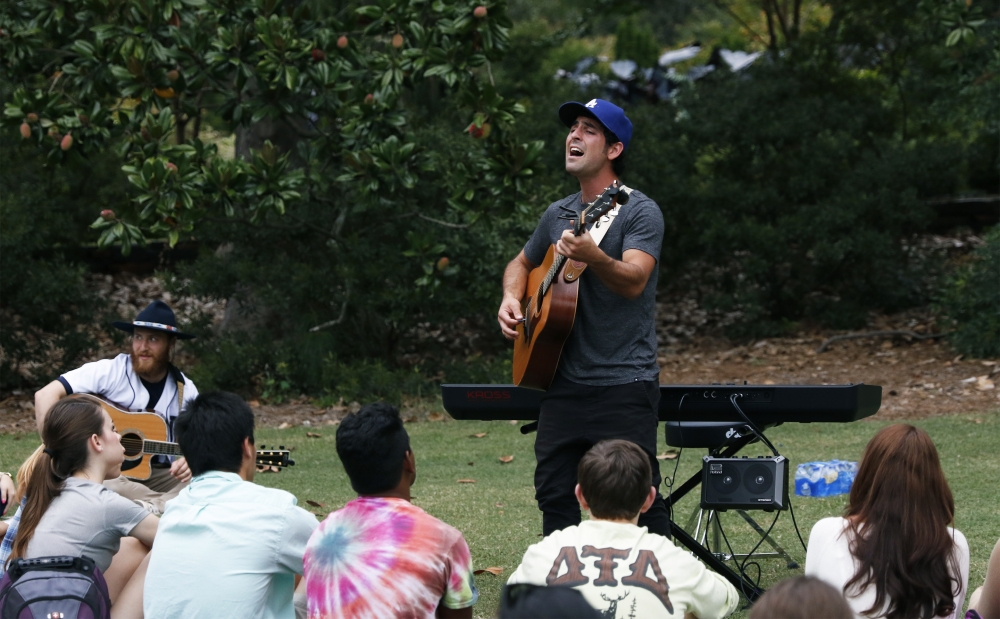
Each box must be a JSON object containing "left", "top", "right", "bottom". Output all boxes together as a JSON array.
[
  {"left": 0, "top": 469, "right": 14, "bottom": 534},
  {"left": 507, "top": 439, "right": 739, "bottom": 619},
  {"left": 498, "top": 584, "right": 601, "bottom": 618},
  {"left": 143, "top": 391, "right": 318, "bottom": 619},
  {"left": 805, "top": 424, "right": 969, "bottom": 619},
  {"left": 303, "top": 402, "right": 478, "bottom": 619},
  {"left": 1, "top": 445, "right": 43, "bottom": 576},
  {"left": 968, "top": 537, "right": 1000, "bottom": 619},
  {"left": 748, "top": 576, "right": 853, "bottom": 619},
  {"left": 10, "top": 397, "right": 158, "bottom": 614}
]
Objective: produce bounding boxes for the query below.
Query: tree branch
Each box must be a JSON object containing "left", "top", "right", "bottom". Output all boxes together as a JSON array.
[
  {"left": 815, "top": 330, "right": 951, "bottom": 353},
  {"left": 309, "top": 284, "right": 350, "bottom": 332},
  {"left": 174, "top": 98, "right": 186, "bottom": 144},
  {"left": 191, "top": 90, "right": 205, "bottom": 140},
  {"left": 763, "top": 1, "right": 779, "bottom": 50},
  {"left": 416, "top": 213, "right": 474, "bottom": 229},
  {"left": 769, "top": 0, "right": 791, "bottom": 45},
  {"left": 713, "top": 0, "right": 771, "bottom": 48}
]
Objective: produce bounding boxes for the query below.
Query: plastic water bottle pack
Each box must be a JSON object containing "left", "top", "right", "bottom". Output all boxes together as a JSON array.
[{"left": 795, "top": 460, "right": 858, "bottom": 497}]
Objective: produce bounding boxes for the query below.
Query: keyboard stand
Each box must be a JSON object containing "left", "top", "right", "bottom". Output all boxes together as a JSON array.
[
  {"left": 666, "top": 434, "right": 772, "bottom": 601},
  {"left": 687, "top": 505, "right": 798, "bottom": 566}
]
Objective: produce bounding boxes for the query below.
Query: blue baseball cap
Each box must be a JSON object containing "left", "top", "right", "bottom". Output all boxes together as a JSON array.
[{"left": 558, "top": 98, "right": 633, "bottom": 152}]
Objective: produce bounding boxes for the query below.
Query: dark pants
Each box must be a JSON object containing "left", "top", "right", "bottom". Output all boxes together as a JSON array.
[{"left": 534, "top": 374, "right": 671, "bottom": 538}]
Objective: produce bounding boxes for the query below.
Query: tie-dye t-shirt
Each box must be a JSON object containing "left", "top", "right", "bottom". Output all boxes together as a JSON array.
[{"left": 303, "top": 496, "right": 478, "bottom": 619}]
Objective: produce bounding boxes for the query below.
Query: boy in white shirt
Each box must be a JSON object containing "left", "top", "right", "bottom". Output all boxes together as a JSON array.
[{"left": 508, "top": 440, "right": 739, "bottom": 619}]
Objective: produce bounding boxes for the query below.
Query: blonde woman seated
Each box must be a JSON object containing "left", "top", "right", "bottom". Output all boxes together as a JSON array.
[
  {"left": 0, "top": 445, "right": 41, "bottom": 576},
  {"left": 805, "top": 424, "right": 969, "bottom": 619},
  {"left": 0, "top": 470, "right": 15, "bottom": 539},
  {"left": 9, "top": 397, "right": 158, "bottom": 619}
]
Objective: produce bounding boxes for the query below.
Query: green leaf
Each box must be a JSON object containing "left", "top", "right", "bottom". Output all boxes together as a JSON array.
[
  {"left": 355, "top": 5, "right": 382, "bottom": 18},
  {"left": 285, "top": 65, "right": 299, "bottom": 90}
]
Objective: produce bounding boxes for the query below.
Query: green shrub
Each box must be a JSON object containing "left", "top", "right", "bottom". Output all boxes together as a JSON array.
[
  {"left": 938, "top": 227, "right": 1000, "bottom": 358},
  {"left": 625, "top": 55, "right": 960, "bottom": 336},
  {"left": 0, "top": 130, "right": 128, "bottom": 388},
  {"left": 320, "top": 356, "right": 427, "bottom": 405}
]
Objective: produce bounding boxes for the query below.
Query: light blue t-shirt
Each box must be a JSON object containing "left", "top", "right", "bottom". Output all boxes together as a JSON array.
[{"left": 143, "top": 471, "right": 318, "bottom": 619}]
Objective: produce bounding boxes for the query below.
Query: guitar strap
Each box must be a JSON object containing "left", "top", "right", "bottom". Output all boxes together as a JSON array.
[
  {"left": 588, "top": 184, "right": 632, "bottom": 247},
  {"left": 563, "top": 185, "right": 633, "bottom": 283},
  {"left": 168, "top": 364, "right": 185, "bottom": 447},
  {"left": 168, "top": 363, "right": 185, "bottom": 412}
]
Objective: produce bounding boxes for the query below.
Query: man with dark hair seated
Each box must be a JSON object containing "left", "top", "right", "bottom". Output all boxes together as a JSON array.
[
  {"left": 143, "top": 391, "right": 318, "bottom": 618},
  {"left": 498, "top": 584, "right": 601, "bottom": 618},
  {"left": 303, "top": 402, "right": 478, "bottom": 618},
  {"left": 507, "top": 440, "right": 739, "bottom": 619}
]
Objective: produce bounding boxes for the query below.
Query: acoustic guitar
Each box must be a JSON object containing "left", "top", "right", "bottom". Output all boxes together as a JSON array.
[
  {"left": 513, "top": 182, "right": 629, "bottom": 390},
  {"left": 69, "top": 394, "right": 294, "bottom": 480}
]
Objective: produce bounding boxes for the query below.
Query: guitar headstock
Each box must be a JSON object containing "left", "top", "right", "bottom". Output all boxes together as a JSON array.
[
  {"left": 256, "top": 445, "right": 295, "bottom": 470},
  {"left": 573, "top": 181, "right": 629, "bottom": 235}
]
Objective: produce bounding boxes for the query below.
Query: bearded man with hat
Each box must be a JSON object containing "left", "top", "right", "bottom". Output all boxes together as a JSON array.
[
  {"left": 34, "top": 300, "right": 200, "bottom": 514},
  {"left": 497, "top": 99, "right": 671, "bottom": 538}
]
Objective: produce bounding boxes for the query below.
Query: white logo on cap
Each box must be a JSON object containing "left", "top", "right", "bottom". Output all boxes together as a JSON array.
[{"left": 585, "top": 99, "right": 598, "bottom": 108}]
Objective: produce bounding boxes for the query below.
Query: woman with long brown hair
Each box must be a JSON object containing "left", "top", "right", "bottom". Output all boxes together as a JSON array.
[
  {"left": 10, "top": 396, "right": 158, "bottom": 618},
  {"left": 805, "top": 423, "right": 969, "bottom": 619}
]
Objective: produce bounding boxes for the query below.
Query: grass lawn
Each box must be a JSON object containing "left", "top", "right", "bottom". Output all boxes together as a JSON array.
[{"left": 2, "top": 408, "right": 997, "bottom": 618}]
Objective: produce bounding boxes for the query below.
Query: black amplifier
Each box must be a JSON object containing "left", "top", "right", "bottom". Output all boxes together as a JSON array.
[{"left": 701, "top": 455, "right": 789, "bottom": 512}]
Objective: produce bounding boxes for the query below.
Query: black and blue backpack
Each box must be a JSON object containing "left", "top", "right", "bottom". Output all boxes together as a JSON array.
[{"left": 0, "top": 555, "right": 111, "bottom": 619}]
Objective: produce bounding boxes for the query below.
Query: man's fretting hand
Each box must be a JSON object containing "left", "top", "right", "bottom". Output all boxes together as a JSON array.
[{"left": 555, "top": 229, "right": 609, "bottom": 267}]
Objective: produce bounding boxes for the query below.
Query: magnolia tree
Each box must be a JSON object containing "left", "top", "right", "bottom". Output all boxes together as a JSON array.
[{"left": 1, "top": 0, "right": 543, "bottom": 260}]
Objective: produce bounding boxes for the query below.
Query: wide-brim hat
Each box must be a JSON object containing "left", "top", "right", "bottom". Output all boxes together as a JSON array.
[
  {"left": 558, "top": 98, "right": 633, "bottom": 152},
  {"left": 112, "top": 300, "right": 195, "bottom": 340}
]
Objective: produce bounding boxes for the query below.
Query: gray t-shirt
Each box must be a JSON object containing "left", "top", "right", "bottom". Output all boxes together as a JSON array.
[
  {"left": 523, "top": 189, "right": 663, "bottom": 386},
  {"left": 25, "top": 477, "right": 149, "bottom": 572}
]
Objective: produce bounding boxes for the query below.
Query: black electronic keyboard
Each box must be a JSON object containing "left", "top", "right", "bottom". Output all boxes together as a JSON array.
[{"left": 442, "top": 383, "right": 882, "bottom": 425}]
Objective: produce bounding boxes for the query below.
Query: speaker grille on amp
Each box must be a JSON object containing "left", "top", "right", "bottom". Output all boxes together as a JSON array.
[
  {"left": 701, "top": 455, "right": 788, "bottom": 511},
  {"left": 709, "top": 462, "right": 741, "bottom": 496}
]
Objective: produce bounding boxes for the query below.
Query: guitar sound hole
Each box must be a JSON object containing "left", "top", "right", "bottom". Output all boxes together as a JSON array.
[{"left": 120, "top": 434, "right": 144, "bottom": 458}]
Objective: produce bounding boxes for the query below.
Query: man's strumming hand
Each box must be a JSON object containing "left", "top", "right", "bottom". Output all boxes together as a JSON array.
[
  {"left": 498, "top": 296, "right": 523, "bottom": 341},
  {"left": 499, "top": 250, "right": 534, "bottom": 341},
  {"left": 170, "top": 456, "right": 193, "bottom": 483}
]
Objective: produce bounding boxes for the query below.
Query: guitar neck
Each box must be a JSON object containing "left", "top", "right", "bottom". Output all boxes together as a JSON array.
[
  {"left": 140, "top": 440, "right": 185, "bottom": 457},
  {"left": 139, "top": 440, "right": 292, "bottom": 469},
  {"left": 540, "top": 253, "right": 567, "bottom": 297}
]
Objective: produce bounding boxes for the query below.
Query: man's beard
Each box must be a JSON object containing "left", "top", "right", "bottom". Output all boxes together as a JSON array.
[{"left": 131, "top": 349, "right": 170, "bottom": 379}]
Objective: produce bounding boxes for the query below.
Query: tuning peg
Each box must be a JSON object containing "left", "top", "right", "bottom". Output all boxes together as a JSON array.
[
  {"left": 259, "top": 444, "right": 265, "bottom": 449},
  {"left": 279, "top": 445, "right": 285, "bottom": 450}
]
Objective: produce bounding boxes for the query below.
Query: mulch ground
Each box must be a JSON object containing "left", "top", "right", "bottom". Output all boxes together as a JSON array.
[{"left": 657, "top": 334, "right": 999, "bottom": 421}]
